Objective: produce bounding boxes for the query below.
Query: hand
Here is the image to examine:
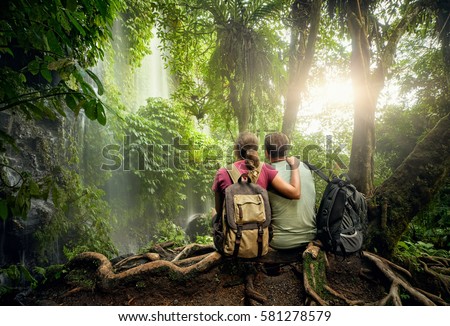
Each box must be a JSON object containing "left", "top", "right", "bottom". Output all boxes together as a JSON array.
[{"left": 286, "top": 156, "right": 299, "bottom": 169}]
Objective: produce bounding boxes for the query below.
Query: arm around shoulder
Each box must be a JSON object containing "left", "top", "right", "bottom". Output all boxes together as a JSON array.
[{"left": 270, "top": 157, "right": 301, "bottom": 199}]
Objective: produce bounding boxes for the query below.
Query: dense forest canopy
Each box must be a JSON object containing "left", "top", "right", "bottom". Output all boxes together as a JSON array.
[{"left": 0, "top": 0, "right": 449, "bottom": 305}]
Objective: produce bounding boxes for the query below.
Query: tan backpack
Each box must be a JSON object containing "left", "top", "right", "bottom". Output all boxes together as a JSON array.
[{"left": 213, "top": 164, "right": 272, "bottom": 258}]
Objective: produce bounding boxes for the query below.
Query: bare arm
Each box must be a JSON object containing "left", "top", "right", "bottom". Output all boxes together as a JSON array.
[{"left": 270, "top": 157, "right": 301, "bottom": 199}]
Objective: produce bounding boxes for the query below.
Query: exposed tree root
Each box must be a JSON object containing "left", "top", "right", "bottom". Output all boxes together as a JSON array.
[
  {"left": 171, "top": 243, "right": 216, "bottom": 262},
  {"left": 372, "top": 252, "right": 412, "bottom": 278},
  {"left": 301, "top": 242, "right": 448, "bottom": 306},
  {"left": 303, "top": 265, "right": 327, "bottom": 306},
  {"left": 61, "top": 241, "right": 448, "bottom": 306},
  {"left": 61, "top": 287, "right": 84, "bottom": 298},
  {"left": 323, "top": 285, "right": 365, "bottom": 305},
  {"left": 244, "top": 273, "right": 267, "bottom": 305},
  {"left": 302, "top": 242, "right": 366, "bottom": 305},
  {"left": 69, "top": 251, "right": 222, "bottom": 291},
  {"left": 363, "top": 251, "right": 436, "bottom": 305},
  {"left": 173, "top": 252, "right": 213, "bottom": 267},
  {"left": 148, "top": 242, "right": 176, "bottom": 258},
  {"left": 416, "top": 288, "right": 448, "bottom": 306},
  {"left": 113, "top": 253, "right": 161, "bottom": 272},
  {"left": 419, "top": 257, "right": 450, "bottom": 298}
]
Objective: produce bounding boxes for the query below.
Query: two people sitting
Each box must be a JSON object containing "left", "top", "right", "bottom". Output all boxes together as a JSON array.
[{"left": 212, "top": 131, "right": 316, "bottom": 252}]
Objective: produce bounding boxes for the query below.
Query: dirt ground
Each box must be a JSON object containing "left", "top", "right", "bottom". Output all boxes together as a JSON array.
[{"left": 20, "top": 253, "right": 388, "bottom": 306}]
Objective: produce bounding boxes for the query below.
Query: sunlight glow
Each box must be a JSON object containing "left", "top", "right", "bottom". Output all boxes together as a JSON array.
[
  {"left": 303, "top": 79, "right": 353, "bottom": 116},
  {"left": 298, "top": 79, "right": 354, "bottom": 135}
]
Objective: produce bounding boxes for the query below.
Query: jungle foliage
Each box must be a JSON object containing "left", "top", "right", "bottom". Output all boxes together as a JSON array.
[{"left": 0, "top": 0, "right": 449, "bottom": 299}]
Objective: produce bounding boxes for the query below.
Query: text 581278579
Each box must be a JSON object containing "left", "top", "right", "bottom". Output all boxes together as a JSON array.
[{"left": 259, "top": 310, "right": 332, "bottom": 322}]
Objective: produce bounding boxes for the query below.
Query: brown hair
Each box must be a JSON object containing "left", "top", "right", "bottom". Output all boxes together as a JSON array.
[
  {"left": 234, "top": 132, "right": 260, "bottom": 171},
  {"left": 264, "top": 132, "right": 290, "bottom": 159}
]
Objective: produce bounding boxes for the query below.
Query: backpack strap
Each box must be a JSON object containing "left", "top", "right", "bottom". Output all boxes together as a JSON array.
[
  {"left": 257, "top": 223, "right": 264, "bottom": 257},
  {"left": 227, "top": 163, "right": 262, "bottom": 184},
  {"left": 227, "top": 163, "right": 241, "bottom": 184},
  {"left": 233, "top": 224, "right": 243, "bottom": 256},
  {"left": 303, "top": 161, "right": 330, "bottom": 183}
]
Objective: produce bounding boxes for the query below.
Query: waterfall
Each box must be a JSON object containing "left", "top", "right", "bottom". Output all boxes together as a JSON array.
[
  {"left": 100, "top": 22, "right": 170, "bottom": 112},
  {"left": 133, "top": 37, "right": 170, "bottom": 106},
  {"left": 91, "top": 22, "right": 173, "bottom": 254},
  {"left": 83, "top": 21, "right": 217, "bottom": 255}
]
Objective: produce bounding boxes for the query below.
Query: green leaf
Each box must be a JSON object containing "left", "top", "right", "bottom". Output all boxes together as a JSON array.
[
  {"left": 96, "top": 102, "right": 107, "bottom": 125},
  {"left": 18, "top": 265, "right": 38, "bottom": 289},
  {"left": 41, "top": 34, "right": 50, "bottom": 52},
  {"left": 57, "top": 10, "right": 71, "bottom": 32},
  {"left": 397, "top": 241, "right": 409, "bottom": 250},
  {"left": 0, "top": 200, "right": 8, "bottom": 221},
  {"left": 46, "top": 30, "right": 63, "bottom": 56},
  {"left": 0, "top": 47, "right": 14, "bottom": 56},
  {"left": 5, "top": 265, "right": 20, "bottom": 282},
  {"left": 41, "top": 68, "right": 53, "bottom": 83},
  {"left": 25, "top": 102, "right": 56, "bottom": 120},
  {"left": 65, "top": 94, "right": 78, "bottom": 112},
  {"left": 18, "top": 73, "right": 27, "bottom": 83},
  {"left": 23, "top": 102, "right": 42, "bottom": 119},
  {"left": 65, "top": 10, "right": 86, "bottom": 36},
  {"left": 27, "top": 59, "right": 40, "bottom": 76},
  {"left": 86, "top": 69, "right": 104, "bottom": 95},
  {"left": 51, "top": 98, "right": 67, "bottom": 117},
  {"left": 84, "top": 99, "right": 98, "bottom": 120},
  {"left": 72, "top": 93, "right": 86, "bottom": 116},
  {"left": 29, "top": 179, "right": 41, "bottom": 196},
  {"left": 73, "top": 70, "right": 97, "bottom": 96}
]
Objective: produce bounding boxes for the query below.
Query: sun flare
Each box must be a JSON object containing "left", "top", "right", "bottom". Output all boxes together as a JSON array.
[
  {"left": 297, "top": 79, "right": 354, "bottom": 135},
  {"left": 304, "top": 79, "right": 354, "bottom": 116}
]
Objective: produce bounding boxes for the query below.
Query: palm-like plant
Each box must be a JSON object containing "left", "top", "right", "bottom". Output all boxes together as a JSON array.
[{"left": 205, "top": 0, "right": 287, "bottom": 132}]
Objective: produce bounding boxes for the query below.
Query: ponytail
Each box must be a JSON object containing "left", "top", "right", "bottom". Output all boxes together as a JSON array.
[
  {"left": 244, "top": 149, "right": 260, "bottom": 171},
  {"left": 234, "top": 132, "right": 260, "bottom": 171}
]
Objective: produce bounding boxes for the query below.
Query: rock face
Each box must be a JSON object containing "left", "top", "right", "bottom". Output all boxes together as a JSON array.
[
  {"left": 184, "top": 213, "right": 211, "bottom": 242},
  {"left": 0, "top": 110, "right": 78, "bottom": 266}
]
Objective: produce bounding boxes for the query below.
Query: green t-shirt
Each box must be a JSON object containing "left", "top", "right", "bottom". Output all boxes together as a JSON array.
[{"left": 269, "top": 161, "right": 317, "bottom": 249}]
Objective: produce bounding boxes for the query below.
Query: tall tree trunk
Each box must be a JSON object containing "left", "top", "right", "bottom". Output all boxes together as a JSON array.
[
  {"left": 364, "top": 2, "right": 450, "bottom": 258},
  {"left": 346, "top": 1, "right": 421, "bottom": 194},
  {"left": 282, "top": 0, "right": 322, "bottom": 138},
  {"left": 367, "top": 113, "right": 450, "bottom": 258},
  {"left": 228, "top": 76, "right": 250, "bottom": 132},
  {"left": 437, "top": 1, "right": 450, "bottom": 88},
  {"left": 347, "top": 1, "right": 375, "bottom": 195}
]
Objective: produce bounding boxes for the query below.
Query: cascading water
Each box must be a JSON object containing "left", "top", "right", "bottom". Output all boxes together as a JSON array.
[
  {"left": 101, "top": 21, "right": 170, "bottom": 111},
  {"left": 0, "top": 19, "right": 215, "bottom": 273},
  {"left": 88, "top": 21, "right": 212, "bottom": 254}
]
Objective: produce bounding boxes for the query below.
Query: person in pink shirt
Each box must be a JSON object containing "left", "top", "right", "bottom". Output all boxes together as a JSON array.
[{"left": 212, "top": 132, "right": 300, "bottom": 218}]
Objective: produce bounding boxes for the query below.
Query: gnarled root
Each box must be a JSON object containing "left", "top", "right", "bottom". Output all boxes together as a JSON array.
[
  {"left": 69, "top": 251, "right": 222, "bottom": 291},
  {"left": 362, "top": 251, "right": 437, "bottom": 306},
  {"left": 171, "top": 243, "right": 216, "bottom": 262},
  {"left": 244, "top": 273, "right": 267, "bottom": 305},
  {"left": 419, "top": 256, "right": 450, "bottom": 299},
  {"left": 113, "top": 253, "right": 161, "bottom": 272},
  {"left": 301, "top": 241, "right": 448, "bottom": 306},
  {"left": 302, "top": 241, "right": 359, "bottom": 305}
]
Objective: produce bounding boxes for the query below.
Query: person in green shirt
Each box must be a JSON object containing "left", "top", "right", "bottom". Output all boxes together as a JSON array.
[{"left": 264, "top": 132, "right": 317, "bottom": 251}]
